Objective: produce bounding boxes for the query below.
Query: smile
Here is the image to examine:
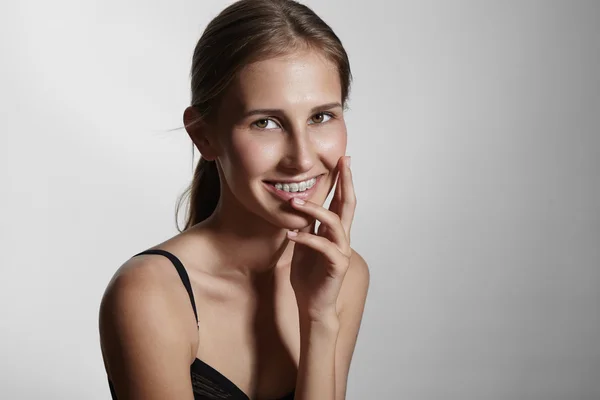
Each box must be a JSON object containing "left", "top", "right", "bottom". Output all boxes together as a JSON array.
[
  {"left": 273, "top": 177, "right": 317, "bottom": 193},
  {"left": 263, "top": 175, "right": 323, "bottom": 201}
]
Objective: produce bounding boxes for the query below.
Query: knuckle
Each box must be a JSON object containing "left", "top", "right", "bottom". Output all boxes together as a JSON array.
[
  {"left": 335, "top": 255, "right": 351, "bottom": 270},
  {"left": 326, "top": 213, "right": 341, "bottom": 226},
  {"left": 343, "top": 246, "right": 352, "bottom": 259}
]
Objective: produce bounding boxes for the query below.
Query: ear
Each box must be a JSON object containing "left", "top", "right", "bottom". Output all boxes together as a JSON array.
[{"left": 183, "top": 106, "right": 218, "bottom": 161}]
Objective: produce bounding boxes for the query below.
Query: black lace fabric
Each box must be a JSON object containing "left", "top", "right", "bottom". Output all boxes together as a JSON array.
[{"left": 191, "top": 369, "right": 235, "bottom": 399}]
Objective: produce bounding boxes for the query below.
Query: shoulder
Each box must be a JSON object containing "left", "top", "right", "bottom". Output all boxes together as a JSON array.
[
  {"left": 100, "top": 253, "right": 190, "bottom": 318},
  {"left": 99, "top": 253, "right": 199, "bottom": 398},
  {"left": 349, "top": 248, "right": 370, "bottom": 283},
  {"left": 99, "top": 253, "right": 198, "bottom": 363},
  {"left": 337, "top": 248, "right": 370, "bottom": 316}
]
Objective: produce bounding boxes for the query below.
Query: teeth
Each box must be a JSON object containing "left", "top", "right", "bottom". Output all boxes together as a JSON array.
[{"left": 273, "top": 177, "right": 317, "bottom": 193}]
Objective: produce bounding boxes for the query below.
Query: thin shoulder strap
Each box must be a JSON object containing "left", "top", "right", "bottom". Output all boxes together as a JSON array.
[{"left": 133, "top": 249, "right": 199, "bottom": 328}]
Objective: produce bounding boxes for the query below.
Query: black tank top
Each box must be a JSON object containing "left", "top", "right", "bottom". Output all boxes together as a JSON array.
[{"left": 106, "top": 249, "right": 295, "bottom": 400}]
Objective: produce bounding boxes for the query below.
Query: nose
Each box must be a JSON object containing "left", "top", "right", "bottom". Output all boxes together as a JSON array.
[{"left": 281, "top": 128, "right": 316, "bottom": 173}]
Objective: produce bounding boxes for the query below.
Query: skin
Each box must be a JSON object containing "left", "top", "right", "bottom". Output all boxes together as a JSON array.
[{"left": 99, "top": 49, "right": 369, "bottom": 400}]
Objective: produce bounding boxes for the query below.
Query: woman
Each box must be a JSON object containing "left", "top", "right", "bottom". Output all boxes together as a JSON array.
[{"left": 99, "top": 1, "right": 369, "bottom": 399}]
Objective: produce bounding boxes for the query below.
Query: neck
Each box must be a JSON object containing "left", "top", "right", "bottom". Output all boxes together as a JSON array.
[{"left": 192, "top": 194, "right": 297, "bottom": 277}]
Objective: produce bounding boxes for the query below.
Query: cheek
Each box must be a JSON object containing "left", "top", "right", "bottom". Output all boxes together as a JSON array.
[
  {"left": 228, "top": 133, "right": 279, "bottom": 176},
  {"left": 315, "top": 124, "right": 347, "bottom": 167}
]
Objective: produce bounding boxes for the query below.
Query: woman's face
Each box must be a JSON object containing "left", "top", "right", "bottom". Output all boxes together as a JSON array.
[{"left": 210, "top": 50, "right": 347, "bottom": 230}]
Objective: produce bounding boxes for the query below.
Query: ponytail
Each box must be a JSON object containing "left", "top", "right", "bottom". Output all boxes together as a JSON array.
[{"left": 176, "top": 156, "right": 220, "bottom": 232}]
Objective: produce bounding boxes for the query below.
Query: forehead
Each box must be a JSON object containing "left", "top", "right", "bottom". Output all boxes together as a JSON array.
[{"left": 222, "top": 50, "right": 342, "bottom": 113}]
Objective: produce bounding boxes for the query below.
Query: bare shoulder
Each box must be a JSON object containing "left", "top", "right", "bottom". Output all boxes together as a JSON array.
[
  {"left": 338, "top": 248, "right": 370, "bottom": 315},
  {"left": 98, "top": 254, "right": 197, "bottom": 399},
  {"left": 100, "top": 253, "right": 195, "bottom": 328},
  {"left": 349, "top": 248, "right": 370, "bottom": 286}
]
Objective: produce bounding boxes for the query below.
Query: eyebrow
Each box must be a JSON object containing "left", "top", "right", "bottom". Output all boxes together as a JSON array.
[{"left": 242, "top": 102, "right": 343, "bottom": 118}]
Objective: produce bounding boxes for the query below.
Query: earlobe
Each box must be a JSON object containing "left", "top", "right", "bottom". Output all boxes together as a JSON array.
[{"left": 183, "top": 106, "right": 218, "bottom": 161}]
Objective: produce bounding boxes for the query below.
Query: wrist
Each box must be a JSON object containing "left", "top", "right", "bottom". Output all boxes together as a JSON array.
[
  {"left": 299, "top": 317, "right": 340, "bottom": 352},
  {"left": 299, "top": 311, "right": 340, "bottom": 332}
]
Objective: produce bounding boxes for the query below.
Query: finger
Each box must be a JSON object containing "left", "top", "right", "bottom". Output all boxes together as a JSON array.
[
  {"left": 338, "top": 156, "right": 356, "bottom": 237},
  {"left": 286, "top": 230, "right": 349, "bottom": 267},
  {"left": 328, "top": 165, "right": 343, "bottom": 216},
  {"left": 289, "top": 198, "right": 348, "bottom": 253}
]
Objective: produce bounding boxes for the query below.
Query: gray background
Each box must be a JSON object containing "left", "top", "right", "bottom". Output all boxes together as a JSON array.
[{"left": 1, "top": 0, "right": 599, "bottom": 399}]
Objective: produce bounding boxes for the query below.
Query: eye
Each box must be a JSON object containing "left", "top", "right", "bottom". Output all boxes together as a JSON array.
[
  {"left": 309, "top": 112, "right": 333, "bottom": 125},
  {"left": 252, "top": 118, "right": 280, "bottom": 130}
]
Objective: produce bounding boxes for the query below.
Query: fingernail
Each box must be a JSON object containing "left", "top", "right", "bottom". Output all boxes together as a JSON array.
[
  {"left": 346, "top": 156, "right": 351, "bottom": 168},
  {"left": 287, "top": 230, "right": 298, "bottom": 237},
  {"left": 292, "top": 197, "right": 305, "bottom": 205}
]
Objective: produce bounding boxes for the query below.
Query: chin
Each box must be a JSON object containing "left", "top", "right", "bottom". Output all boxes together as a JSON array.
[
  {"left": 266, "top": 207, "right": 316, "bottom": 231},
  {"left": 281, "top": 215, "right": 315, "bottom": 231}
]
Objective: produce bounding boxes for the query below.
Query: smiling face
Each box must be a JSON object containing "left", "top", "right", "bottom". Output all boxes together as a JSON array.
[{"left": 207, "top": 50, "right": 347, "bottom": 230}]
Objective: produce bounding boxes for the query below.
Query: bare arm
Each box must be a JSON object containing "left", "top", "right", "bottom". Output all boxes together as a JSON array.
[
  {"left": 295, "top": 313, "right": 340, "bottom": 399},
  {"left": 293, "top": 249, "right": 370, "bottom": 400},
  {"left": 288, "top": 156, "right": 369, "bottom": 399},
  {"left": 99, "top": 262, "right": 196, "bottom": 400},
  {"left": 334, "top": 250, "right": 370, "bottom": 400}
]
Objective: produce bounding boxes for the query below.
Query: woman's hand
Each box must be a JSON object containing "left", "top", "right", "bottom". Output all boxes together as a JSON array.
[{"left": 287, "top": 156, "right": 356, "bottom": 323}]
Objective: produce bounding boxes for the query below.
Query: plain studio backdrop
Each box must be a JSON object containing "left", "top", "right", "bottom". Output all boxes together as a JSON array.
[{"left": 1, "top": 0, "right": 599, "bottom": 399}]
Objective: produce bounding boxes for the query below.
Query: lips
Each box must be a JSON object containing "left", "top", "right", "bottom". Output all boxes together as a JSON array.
[
  {"left": 265, "top": 173, "right": 323, "bottom": 185},
  {"left": 263, "top": 174, "right": 324, "bottom": 202}
]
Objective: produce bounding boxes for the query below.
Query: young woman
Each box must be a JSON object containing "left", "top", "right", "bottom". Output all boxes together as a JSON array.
[{"left": 99, "top": 1, "right": 369, "bottom": 399}]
